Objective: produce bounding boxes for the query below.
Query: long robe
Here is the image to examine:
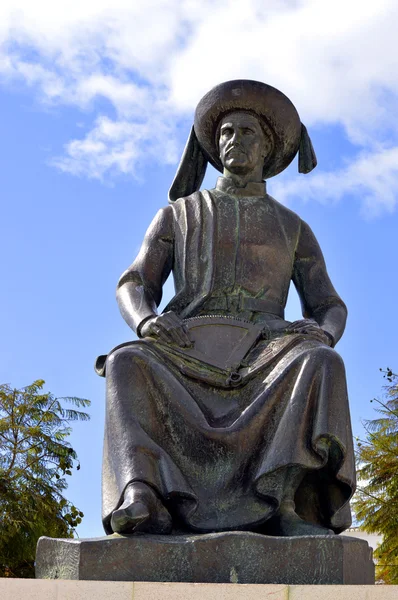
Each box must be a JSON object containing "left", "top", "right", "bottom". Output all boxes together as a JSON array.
[{"left": 97, "top": 178, "right": 355, "bottom": 534}]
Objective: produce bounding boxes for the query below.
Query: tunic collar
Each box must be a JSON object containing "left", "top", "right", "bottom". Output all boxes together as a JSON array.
[{"left": 215, "top": 176, "right": 267, "bottom": 197}]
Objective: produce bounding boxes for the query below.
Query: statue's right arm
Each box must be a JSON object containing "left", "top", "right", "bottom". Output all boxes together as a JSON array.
[{"left": 116, "top": 206, "right": 174, "bottom": 336}]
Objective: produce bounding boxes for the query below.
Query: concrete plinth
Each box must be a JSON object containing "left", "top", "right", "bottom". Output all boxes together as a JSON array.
[
  {"left": 5, "top": 581, "right": 398, "bottom": 600},
  {"left": 35, "top": 532, "right": 375, "bottom": 585}
]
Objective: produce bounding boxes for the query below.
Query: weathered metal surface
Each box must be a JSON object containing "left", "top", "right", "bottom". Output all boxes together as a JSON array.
[
  {"left": 98, "top": 89, "right": 355, "bottom": 537},
  {"left": 36, "top": 78, "right": 362, "bottom": 585},
  {"left": 36, "top": 533, "right": 375, "bottom": 584}
]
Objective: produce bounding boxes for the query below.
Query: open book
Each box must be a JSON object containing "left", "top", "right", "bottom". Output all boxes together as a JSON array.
[{"left": 177, "top": 315, "right": 264, "bottom": 371}]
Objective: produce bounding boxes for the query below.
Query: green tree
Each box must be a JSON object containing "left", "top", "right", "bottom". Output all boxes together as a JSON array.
[
  {"left": 354, "top": 368, "right": 398, "bottom": 584},
  {"left": 0, "top": 379, "right": 90, "bottom": 578}
]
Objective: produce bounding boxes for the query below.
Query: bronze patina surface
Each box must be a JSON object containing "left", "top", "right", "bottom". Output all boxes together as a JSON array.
[
  {"left": 35, "top": 533, "right": 375, "bottom": 584},
  {"left": 97, "top": 80, "right": 355, "bottom": 539}
]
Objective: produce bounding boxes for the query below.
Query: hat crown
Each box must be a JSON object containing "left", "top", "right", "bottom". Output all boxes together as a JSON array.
[
  {"left": 194, "top": 79, "right": 302, "bottom": 180},
  {"left": 168, "top": 80, "right": 317, "bottom": 202}
]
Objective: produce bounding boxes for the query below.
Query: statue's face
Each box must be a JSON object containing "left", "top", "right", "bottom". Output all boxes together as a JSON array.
[{"left": 218, "top": 112, "right": 266, "bottom": 176}]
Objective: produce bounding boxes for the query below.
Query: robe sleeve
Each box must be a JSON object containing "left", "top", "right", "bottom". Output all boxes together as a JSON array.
[
  {"left": 292, "top": 219, "right": 347, "bottom": 346},
  {"left": 116, "top": 206, "right": 174, "bottom": 336}
]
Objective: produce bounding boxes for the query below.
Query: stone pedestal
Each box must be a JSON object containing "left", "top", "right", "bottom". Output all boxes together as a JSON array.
[{"left": 35, "top": 532, "right": 375, "bottom": 585}]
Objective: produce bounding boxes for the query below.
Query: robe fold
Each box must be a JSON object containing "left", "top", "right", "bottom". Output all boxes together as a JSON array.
[{"left": 98, "top": 178, "right": 355, "bottom": 534}]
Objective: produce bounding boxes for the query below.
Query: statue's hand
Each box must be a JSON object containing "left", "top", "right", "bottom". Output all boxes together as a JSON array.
[
  {"left": 286, "top": 319, "right": 332, "bottom": 346},
  {"left": 140, "top": 311, "right": 193, "bottom": 347}
]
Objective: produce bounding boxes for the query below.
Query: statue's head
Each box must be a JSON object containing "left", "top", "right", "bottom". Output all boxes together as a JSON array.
[
  {"left": 169, "top": 80, "right": 317, "bottom": 202},
  {"left": 217, "top": 111, "right": 273, "bottom": 178}
]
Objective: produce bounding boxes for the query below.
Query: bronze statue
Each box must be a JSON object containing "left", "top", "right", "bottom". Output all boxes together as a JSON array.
[{"left": 96, "top": 80, "right": 355, "bottom": 538}]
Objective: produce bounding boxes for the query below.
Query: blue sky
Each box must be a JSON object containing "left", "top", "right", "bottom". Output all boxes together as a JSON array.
[{"left": 1, "top": 0, "right": 398, "bottom": 537}]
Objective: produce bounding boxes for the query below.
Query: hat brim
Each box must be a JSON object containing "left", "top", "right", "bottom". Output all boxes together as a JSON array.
[{"left": 194, "top": 80, "right": 302, "bottom": 180}]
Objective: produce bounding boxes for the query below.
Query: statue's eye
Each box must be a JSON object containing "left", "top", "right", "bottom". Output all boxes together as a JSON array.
[
  {"left": 243, "top": 128, "right": 254, "bottom": 135},
  {"left": 222, "top": 128, "right": 233, "bottom": 137}
]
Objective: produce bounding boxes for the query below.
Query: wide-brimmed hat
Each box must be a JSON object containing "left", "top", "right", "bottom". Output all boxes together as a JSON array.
[{"left": 169, "top": 79, "right": 317, "bottom": 202}]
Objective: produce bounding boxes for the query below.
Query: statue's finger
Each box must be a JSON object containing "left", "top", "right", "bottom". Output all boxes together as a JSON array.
[
  {"left": 171, "top": 325, "right": 191, "bottom": 347},
  {"left": 176, "top": 324, "right": 193, "bottom": 346},
  {"left": 153, "top": 322, "right": 174, "bottom": 343},
  {"left": 300, "top": 326, "right": 320, "bottom": 334},
  {"left": 308, "top": 332, "right": 329, "bottom": 344},
  {"left": 168, "top": 314, "right": 192, "bottom": 345},
  {"left": 168, "top": 312, "right": 188, "bottom": 331},
  {"left": 144, "top": 322, "right": 159, "bottom": 338},
  {"left": 158, "top": 314, "right": 178, "bottom": 332},
  {"left": 167, "top": 311, "right": 182, "bottom": 324}
]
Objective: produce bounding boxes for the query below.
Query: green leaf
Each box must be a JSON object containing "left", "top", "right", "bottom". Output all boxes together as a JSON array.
[
  {"left": 354, "top": 369, "right": 398, "bottom": 584},
  {"left": 0, "top": 379, "right": 90, "bottom": 578}
]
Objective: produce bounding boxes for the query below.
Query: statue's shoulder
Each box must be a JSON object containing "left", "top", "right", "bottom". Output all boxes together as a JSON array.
[
  {"left": 266, "top": 194, "right": 301, "bottom": 232},
  {"left": 266, "top": 197, "right": 321, "bottom": 246},
  {"left": 168, "top": 191, "right": 205, "bottom": 218},
  {"left": 151, "top": 204, "right": 174, "bottom": 227},
  {"left": 145, "top": 204, "right": 174, "bottom": 239},
  {"left": 169, "top": 190, "right": 204, "bottom": 207}
]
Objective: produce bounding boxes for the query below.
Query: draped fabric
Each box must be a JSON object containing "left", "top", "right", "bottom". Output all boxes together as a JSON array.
[
  {"left": 102, "top": 334, "right": 354, "bottom": 534},
  {"left": 99, "top": 178, "right": 355, "bottom": 535}
]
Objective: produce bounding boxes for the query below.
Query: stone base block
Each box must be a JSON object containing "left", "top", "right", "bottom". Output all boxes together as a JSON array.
[
  {"left": 35, "top": 532, "right": 375, "bottom": 585},
  {"left": 5, "top": 581, "right": 398, "bottom": 600}
]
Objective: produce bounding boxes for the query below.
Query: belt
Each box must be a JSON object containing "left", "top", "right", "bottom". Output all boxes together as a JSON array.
[{"left": 203, "top": 294, "right": 284, "bottom": 318}]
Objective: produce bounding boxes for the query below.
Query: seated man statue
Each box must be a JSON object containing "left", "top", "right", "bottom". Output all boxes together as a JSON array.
[{"left": 96, "top": 79, "right": 355, "bottom": 538}]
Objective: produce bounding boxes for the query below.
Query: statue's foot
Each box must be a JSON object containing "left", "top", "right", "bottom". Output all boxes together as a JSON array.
[
  {"left": 110, "top": 482, "right": 172, "bottom": 535},
  {"left": 266, "top": 504, "right": 334, "bottom": 537}
]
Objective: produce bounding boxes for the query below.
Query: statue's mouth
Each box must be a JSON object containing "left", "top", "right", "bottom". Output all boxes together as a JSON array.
[{"left": 226, "top": 146, "right": 246, "bottom": 157}]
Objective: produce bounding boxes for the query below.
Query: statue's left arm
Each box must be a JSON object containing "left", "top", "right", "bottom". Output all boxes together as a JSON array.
[{"left": 292, "top": 220, "right": 347, "bottom": 346}]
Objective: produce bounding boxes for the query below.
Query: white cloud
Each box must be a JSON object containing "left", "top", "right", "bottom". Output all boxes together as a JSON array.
[
  {"left": 170, "top": 0, "right": 398, "bottom": 142},
  {"left": 271, "top": 145, "right": 398, "bottom": 218},
  {"left": 52, "top": 115, "right": 179, "bottom": 180},
  {"left": 0, "top": 0, "right": 398, "bottom": 214}
]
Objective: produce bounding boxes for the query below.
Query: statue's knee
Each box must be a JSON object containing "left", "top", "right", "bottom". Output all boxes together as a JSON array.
[
  {"left": 106, "top": 345, "right": 141, "bottom": 375},
  {"left": 308, "top": 344, "right": 345, "bottom": 371}
]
